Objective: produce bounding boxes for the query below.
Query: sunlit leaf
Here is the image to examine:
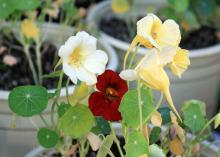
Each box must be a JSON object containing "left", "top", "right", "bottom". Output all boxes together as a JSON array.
[
  {"left": 58, "top": 105, "right": 95, "bottom": 138},
  {"left": 119, "top": 88, "right": 154, "bottom": 128},
  {"left": 149, "top": 144, "right": 165, "bottom": 157},
  {"left": 124, "top": 131, "right": 148, "bottom": 157}
]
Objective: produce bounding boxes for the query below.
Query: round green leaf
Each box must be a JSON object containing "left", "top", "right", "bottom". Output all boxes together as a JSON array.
[
  {"left": 15, "top": 0, "right": 40, "bottom": 11},
  {"left": 0, "top": 0, "right": 15, "bottom": 19},
  {"left": 58, "top": 105, "right": 95, "bottom": 138},
  {"left": 149, "top": 144, "right": 166, "bottom": 157},
  {"left": 124, "top": 131, "right": 148, "bottom": 157},
  {"left": 95, "top": 117, "right": 111, "bottom": 134},
  {"left": 149, "top": 127, "right": 161, "bottom": 144},
  {"left": 119, "top": 88, "right": 154, "bottom": 128},
  {"left": 182, "top": 100, "right": 206, "bottom": 133},
  {"left": 158, "top": 107, "right": 171, "bottom": 124},
  {"left": 8, "top": 86, "right": 48, "bottom": 117},
  {"left": 58, "top": 103, "right": 71, "bottom": 118},
  {"left": 37, "top": 128, "right": 59, "bottom": 148}
]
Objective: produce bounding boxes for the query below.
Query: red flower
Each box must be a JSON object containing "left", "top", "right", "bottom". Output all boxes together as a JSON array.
[{"left": 89, "top": 70, "right": 128, "bottom": 121}]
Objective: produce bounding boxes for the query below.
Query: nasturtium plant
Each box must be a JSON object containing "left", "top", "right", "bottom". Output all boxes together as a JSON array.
[
  {"left": 97, "top": 135, "right": 114, "bottom": 157},
  {"left": 158, "top": 107, "right": 171, "bottom": 124},
  {"left": 37, "top": 128, "right": 59, "bottom": 148},
  {"left": 15, "top": 0, "right": 40, "bottom": 11},
  {"left": 149, "top": 144, "right": 166, "bottom": 157},
  {"left": 57, "top": 103, "right": 71, "bottom": 118},
  {"left": 149, "top": 127, "right": 161, "bottom": 144},
  {"left": 8, "top": 86, "right": 48, "bottom": 117},
  {"left": 182, "top": 100, "right": 206, "bottom": 133},
  {"left": 214, "top": 113, "right": 220, "bottom": 129},
  {"left": 119, "top": 88, "right": 154, "bottom": 128},
  {"left": 0, "top": 0, "right": 15, "bottom": 19},
  {"left": 124, "top": 131, "right": 148, "bottom": 157},
  {"left": 58, "top": 105, "right": 95, "bottom": 138},
  {"left": 95, "top": 117, "right": 111, "bottom": 135}
]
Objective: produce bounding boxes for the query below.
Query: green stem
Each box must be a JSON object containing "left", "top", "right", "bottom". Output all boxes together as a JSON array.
[
  {"left": 24, "top": 45, "right": 38, "bottom": 85},
  {"left": 39, "top": 114, "right": 49, "bottom": 127},
  {"left": 137, "top": 80, "right": 143, "bottom": 133},
  {"left": 35, "top": 38, "right": 43, "bottom": 85},
  {"left": 109, "top": 122, "right": 124, "bottom": 157},
  {"left": 128, "top": 43, "right": 140, "bottom": 68},
  {"left": 65, "top": 78, "right": 70, "bottom": 104},
  {"left": 193, "top": 115, "right": 218, "bottom": 144},
  {"left": 144, "top": 92, "right": 163, "bottom": 123},
  {"left": 51, "top": 71, "right": 64, "bottom": 129}
]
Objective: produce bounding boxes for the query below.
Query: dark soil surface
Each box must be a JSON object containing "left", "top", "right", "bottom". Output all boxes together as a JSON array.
[
  {"left": 0, "top": 30, "right": 66, "bottom": 90},
  {"left": 99, "top": 17, "right": 220, "bottom": 50}
]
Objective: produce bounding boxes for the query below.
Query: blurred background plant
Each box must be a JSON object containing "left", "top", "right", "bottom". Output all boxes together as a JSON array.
[{"left": 158, "top": 0, "right": 220, "bottom": 33}]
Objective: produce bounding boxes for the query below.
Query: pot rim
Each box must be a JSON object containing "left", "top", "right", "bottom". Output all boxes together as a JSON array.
[
  {"left": 87, "top": 0, "right": 220, "bottom": 59},
  {"left": 0, "top": 22, "right": 119, "bottom": 100}
]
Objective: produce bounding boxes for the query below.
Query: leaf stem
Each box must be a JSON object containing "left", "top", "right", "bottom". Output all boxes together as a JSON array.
[
  {"left": 128, "top": 43, "right": 141, "bottom": 68},
  {"left": 35, "top": 38, "right": 43, "bottom": 85},
  {"left": 24, "top": 45, "right": 38, "bottom": 85},
  {"left": 39, "top": 114, "right": 49, "bottom": 128},
  {"left": 109, "top": 122, "right": 124, "bottom": 157},
  {"left": 137, "top": 80, "right": 143, "bottom": 133}
]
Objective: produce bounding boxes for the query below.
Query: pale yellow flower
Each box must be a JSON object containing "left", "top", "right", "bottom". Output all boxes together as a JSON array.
[
  {"left": 169, "top": 47, "right": 190, "bottom": 77},
  {"left": 21, "top": 19, "right": 39, "bottom": 39},
  {"left": 120, "top": 48, "right": 182, "bottom": 121},
  {"left": 137, "top": 13, "right": 181, "bottom": 48}
]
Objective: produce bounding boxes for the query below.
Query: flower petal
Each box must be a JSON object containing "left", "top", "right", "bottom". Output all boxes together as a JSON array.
[
  {"left": 62, "top": 61, "right": 77, "bottom": 84},
  {"left": 84, "top": 50, "right": 108, "bottom": 75},
  {"left": 89, "top": 92, "right": 109, "bottom": 116},
  {"left": 58, "top": 36, "right": 81, "bottom": 58},
  {"left": 96, "top": 70, "right": 128, "bottom": 97},
  {"left": 75, "top": 67, "right": 97, "bottom": 85},
  {"left": 87, "top": 132, "right": 101, "bottom": 151},
  {"left": 77, "top": 31, "right": 97, "bottom": 53},
  {"left": 159, "top": 46, "right": 176, "bottom": 66},
  {"left": 120, "top": 69, "right": 138, "bottom": 81},
  {"left": 169, "top": 48, "right": 190, "bottom": 77},
  {"left": 156, "top": 19, "right": 181, "bottom": 47}
]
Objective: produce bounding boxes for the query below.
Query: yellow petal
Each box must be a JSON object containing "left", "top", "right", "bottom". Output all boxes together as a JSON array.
[
  {"left": 156, "top": 19, "right": 181, "bottom": 47},
  {"left": 111, "top": 0, "right": 129, "bottom": 14},
  {"left": 138, "top": 54, "right": 169, "bottom": 91},
  {"left": 151, "top": 111, "right": 162, "bottom": 127},
  {"left": 137, "top": 14, "right": 162, "bottom": 48},
  {"left": 169, "top": 47, "right": 190, "bottom": 77},
  {"left": 21, "top": 19, "right": 39, "bottom": 39}
]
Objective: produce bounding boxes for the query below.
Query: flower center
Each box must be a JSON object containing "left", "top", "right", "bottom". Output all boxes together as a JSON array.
[
  {"left": 69, "top": 46, "right": 82, "bottom": 66},
  {"left": 151, "top": 31, "right": 157, "bottom": 39},
  {"left": 106, "top": 87, "right": 119, "bottom": 100}
]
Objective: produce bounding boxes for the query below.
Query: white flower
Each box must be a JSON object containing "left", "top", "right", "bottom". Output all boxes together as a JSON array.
[{"left": 59, "top": 31, "right": 108, "bottom": 85}]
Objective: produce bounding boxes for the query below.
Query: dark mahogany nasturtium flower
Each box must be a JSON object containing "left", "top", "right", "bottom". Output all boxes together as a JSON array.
[{"left": 89, "top": 70, "right": 128, "bottom": 121}]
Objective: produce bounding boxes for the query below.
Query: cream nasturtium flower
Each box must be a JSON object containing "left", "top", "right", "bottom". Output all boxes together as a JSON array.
[
  {"left": 126, "top": 13, "right": 190, "bottom": 77},
  {"left": 136, "top": 13, "right": 181, "bottom": 48},
  {"left": 120, "top": 47, "right": 182, "bottom": 121},
  {"left": 59, "top": 31, "right": 108, "bottom": 85},
  {"left": 21, "top": 19, "right": 39, "bottom": 39}
]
